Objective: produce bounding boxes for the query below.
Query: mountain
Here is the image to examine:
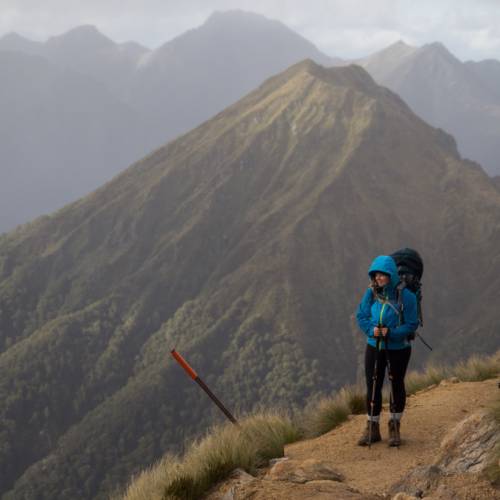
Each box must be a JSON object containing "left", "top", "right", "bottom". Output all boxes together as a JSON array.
[
  {"left": 44, "top": 25, "right": 148, "bottom": 100},
  {"left": 0, "top": 11, "right": 338, "bottom": 233},
  {"left": 0, "top": 32, "right": 43, "bottom": 53},
  {"left": 1, "top": 59, "right": 500, "bottom": 499},
  {"left": 355, "top": 41, "right": 500, "bottom": 176},
  {"left": 128, "top": 9, "right": 340, "bottom": 148},
  {"left": 464, "top": 58, "right": 500, "bottom": 100},
  {"left": 0, "top": 49, "right": 147, "bottom": 232}
]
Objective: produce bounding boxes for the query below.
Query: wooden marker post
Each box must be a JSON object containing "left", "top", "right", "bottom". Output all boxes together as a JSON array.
[{"left": 171, "top": 349, "right": 239, "bottom": 426}]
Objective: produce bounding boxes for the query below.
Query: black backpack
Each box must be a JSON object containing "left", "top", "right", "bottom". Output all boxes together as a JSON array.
[{"left": 390, "top": 247, "right": 424, "bottom": 332}]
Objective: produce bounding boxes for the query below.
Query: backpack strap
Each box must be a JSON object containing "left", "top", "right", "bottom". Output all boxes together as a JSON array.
[{"left": 369, "top": 286, "right": 403, "bottom": 326}]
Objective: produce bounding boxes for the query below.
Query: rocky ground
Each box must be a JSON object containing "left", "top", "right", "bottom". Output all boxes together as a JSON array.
[{"left": 205, "top": 378, "right": 500, "bottom": 499}]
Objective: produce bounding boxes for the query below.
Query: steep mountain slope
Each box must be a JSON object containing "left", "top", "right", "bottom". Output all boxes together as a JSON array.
[
  {"left": 356, "top": 41, "right": 500, "bottom": 176},
  {"left": 465, "top": 58, "right": 500, "bottom": 101},
  {"left": 0, "top": 11, "right": 338, "bottom": 233},
  {"left": 0, "top": 26, "right": 147, "bottom": 99},
  {"left": 44, "top": 25, "right": 148, "bottom": 101},
  {"left": 1, "top": 60, "right": 500, "bottom": 499},
  {"left": 129, "top": 9, "right": 339, "bottom": 147},
  {"left": 0, "top": 50, "right": 146, "bottom": 232}
]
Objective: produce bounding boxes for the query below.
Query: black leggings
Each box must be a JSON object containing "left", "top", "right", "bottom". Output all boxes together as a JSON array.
[{"left": 365, "top": 344, "right": 411, "bottom": 416}]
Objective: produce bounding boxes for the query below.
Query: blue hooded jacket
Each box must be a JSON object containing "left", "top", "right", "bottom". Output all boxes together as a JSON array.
[{"left": 356, "top": 255, "right": 418, "bottom": 350}]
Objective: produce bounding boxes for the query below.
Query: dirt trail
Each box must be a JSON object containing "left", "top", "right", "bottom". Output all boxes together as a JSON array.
[
  {"left": 285, "top": 378, "right": 499, "bottom": 495},
  {"left": 207, "top": 378, "right": 499, "bottom": 499}
]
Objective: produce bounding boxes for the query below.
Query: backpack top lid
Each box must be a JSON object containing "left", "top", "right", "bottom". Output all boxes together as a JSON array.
[{"left": 390, "top": 248, "right": 423, "bottom": 280}]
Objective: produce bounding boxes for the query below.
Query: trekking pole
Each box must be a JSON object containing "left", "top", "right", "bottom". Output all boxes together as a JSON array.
[
  {"left": 171, "top": 349, "right": 239, "bottom": 426},
  {"left": 416, "top": 332, "right": 433, "bottom": 351},
  {"left": 368, "top": 336, "right": 381, "bottom": 449},
  {"left": 384, "top": 335, "right": 400, "bottom": 448}
]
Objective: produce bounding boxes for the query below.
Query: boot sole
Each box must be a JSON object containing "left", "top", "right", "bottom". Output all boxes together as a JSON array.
[{"left": 358, "top": 438, "right": 382, "bottom": 446}]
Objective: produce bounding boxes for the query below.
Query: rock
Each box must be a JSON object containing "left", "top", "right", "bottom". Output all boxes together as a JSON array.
[
  {"left": 269, "top": 457, "right": 289, "bottom": 466},
  {"left": 391, "top": 493, "right": 417, "bottom": 500},
  {"left": 266, "top": 458, "right": 344, "bottom": 484},
  {"left": 228, "top": 468, "right": 256, "bottom": 483},
  {"left": 388, "top": 465, "right": 442, "bottom": 497},
  {"left": 436, "top": 410, "right": 499, "bottom": 473},
  {"left": 221, "top": 486, "right": 235, "bottom": 500}
]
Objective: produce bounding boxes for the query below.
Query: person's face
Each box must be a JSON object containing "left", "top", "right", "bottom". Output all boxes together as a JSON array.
[{"left": 374, "top": 272, "right": 390, "bottom": 287}]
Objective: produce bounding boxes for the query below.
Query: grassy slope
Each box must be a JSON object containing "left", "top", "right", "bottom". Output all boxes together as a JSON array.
[
  {"left": 1, "top": 61, "right": 500, "bottom": 499},
  {"left": 119, "top": 351, "right": 500, "bottom": 500}
]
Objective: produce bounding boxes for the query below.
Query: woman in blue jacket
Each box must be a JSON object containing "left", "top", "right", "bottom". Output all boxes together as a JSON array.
[{"left": 356, "top": 255, "right": 418, "bottom": 446}]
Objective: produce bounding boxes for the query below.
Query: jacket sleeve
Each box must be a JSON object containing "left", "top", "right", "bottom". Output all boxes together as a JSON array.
[
  {"left": 356, "top": 288, "right": 376, "bottom": 338},
  {"left": 390, "top": 289, "right": 419, "bottom": 341}
]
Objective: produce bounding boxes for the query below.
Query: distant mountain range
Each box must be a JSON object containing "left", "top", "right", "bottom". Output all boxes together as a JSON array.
[
  {"left": 1, "top": 60, "right": 499, "bottom": 499},
  {"left": 0, "top": 10, "right": 338, "bottom": 233},
  {"left": 353, "top": 40, "right": 500, "bottom": 177},
  {"left": 3, "top": 11, "right": 500, "bottom": 234}
]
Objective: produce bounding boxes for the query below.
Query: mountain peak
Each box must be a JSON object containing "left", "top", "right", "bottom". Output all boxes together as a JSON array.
[
  {"left": 419, "top": 41, "right": 458, "bottom": 62},
  {"left": 46, "top": 25, "right": 115, "bottom": 50},
  {"left": 205, "top": 9, "right": 274, "bottom": 25},
  {"left": 371, "top": 39, "right": 417, "bottom": 59},
  {"left": 0, "top": 32, "right": 42, "bottom": 53},
  {"left": 289, "top": 59, "right": 377, "bottom": 92}
]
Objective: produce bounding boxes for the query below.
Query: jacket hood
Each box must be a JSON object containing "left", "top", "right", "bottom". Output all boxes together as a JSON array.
[{"left": 368, "top": 255, "right": 400, "bottom": 289}]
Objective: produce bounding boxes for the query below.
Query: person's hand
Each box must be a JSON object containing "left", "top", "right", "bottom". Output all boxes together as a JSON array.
[{"left": 373, "top": 327, "right": 389, "bottom": 337}]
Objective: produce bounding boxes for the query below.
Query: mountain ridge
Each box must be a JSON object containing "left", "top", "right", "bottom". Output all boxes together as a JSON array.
[
  {"left": 0, "top": 11, "right": 340, "bottom": 233},
  {"left": 355, "top": 40, "right": 500, "bottom": 175},
  {"left": 1, "top": 59, "right": 500, "bottom": 499}
]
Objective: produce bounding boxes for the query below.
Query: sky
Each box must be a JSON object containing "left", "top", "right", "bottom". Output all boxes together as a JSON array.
[{"left": 1, "top": 0, "right": 500, "bottom": 61}]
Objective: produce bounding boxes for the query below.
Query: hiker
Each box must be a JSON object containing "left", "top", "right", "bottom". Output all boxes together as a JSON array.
[{"left": 356, "top": 255, "right": 419, "bottom": 447}]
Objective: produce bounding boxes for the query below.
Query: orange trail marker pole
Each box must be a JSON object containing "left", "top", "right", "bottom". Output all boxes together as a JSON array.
[{"left": 171, "top": 349, "right": 239, "bottom": 426}]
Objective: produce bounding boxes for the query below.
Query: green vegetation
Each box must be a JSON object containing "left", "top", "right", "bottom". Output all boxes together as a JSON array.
[
  {"left": 120, "top": 413, "right": 299, "bottom": 500},
  {"left": 120, "top": 351, "right": 500, "bottom": 499},
  {"left": 2, "top": 57, "right": 500, "bottom": 500}
]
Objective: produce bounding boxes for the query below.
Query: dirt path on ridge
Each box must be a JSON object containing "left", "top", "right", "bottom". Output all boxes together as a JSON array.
[
  {"left": 206, "top": 378, "right": 500, "bottom": 499},
  {"left": 285, "top": 378, "right": 499, "bottom": 495}
]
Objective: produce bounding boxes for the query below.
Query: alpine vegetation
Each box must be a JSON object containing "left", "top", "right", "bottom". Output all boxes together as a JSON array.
[{"left": 1, "top": 59, "right": 500, "bottom": 499}]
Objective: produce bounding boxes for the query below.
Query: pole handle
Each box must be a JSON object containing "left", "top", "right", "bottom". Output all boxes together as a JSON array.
[{"left": 171, "top": 349, "right": 198, "bottom": 379}]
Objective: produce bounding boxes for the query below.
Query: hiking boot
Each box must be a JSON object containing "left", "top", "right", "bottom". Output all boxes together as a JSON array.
[
  {"left": 388, "top": 419, "right": 401, "bottom": 447},
  {"left": 357, "top": 421, "right": 381, "bottom": 446}
]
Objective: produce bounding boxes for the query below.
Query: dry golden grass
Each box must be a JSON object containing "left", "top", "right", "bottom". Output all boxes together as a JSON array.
[
  {"left": 452, "top": 352, "right": 500, "bottom": 382},
  {"left": 120, "top": 412, "right": 299, "bottom": 500},
  {"left": 121, "top": 351, "right": 500, "bottom": 499},
  {"left": 299, "top": 383, "right": 365, "bottom": 438}
]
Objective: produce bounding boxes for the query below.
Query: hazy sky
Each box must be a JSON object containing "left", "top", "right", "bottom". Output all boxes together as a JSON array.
[{"left": 1, "top": 0, "right": 500, "bottom": 61}]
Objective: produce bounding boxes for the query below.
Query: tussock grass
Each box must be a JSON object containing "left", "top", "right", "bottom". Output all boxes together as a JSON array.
[
  {"left": 453, "top": 353, "right": 500, "bottom": 382},
  {"left": 117, "top": 455, "right": 180, "bottom": 500},
  {"left": 405, "top": 351, "right": 500, "bottom": 395},
  {"left": 405, "top": 364, "right": 449, "bottom": 395},
  {"left": 121, "top": 351, "right": 500, "bottom": 499},
  {"left": 299, "top": 384, "right": 365, "bottom": 438},
  {"left": 121, "top": 413, "right": 300, "bottom": 500}
]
